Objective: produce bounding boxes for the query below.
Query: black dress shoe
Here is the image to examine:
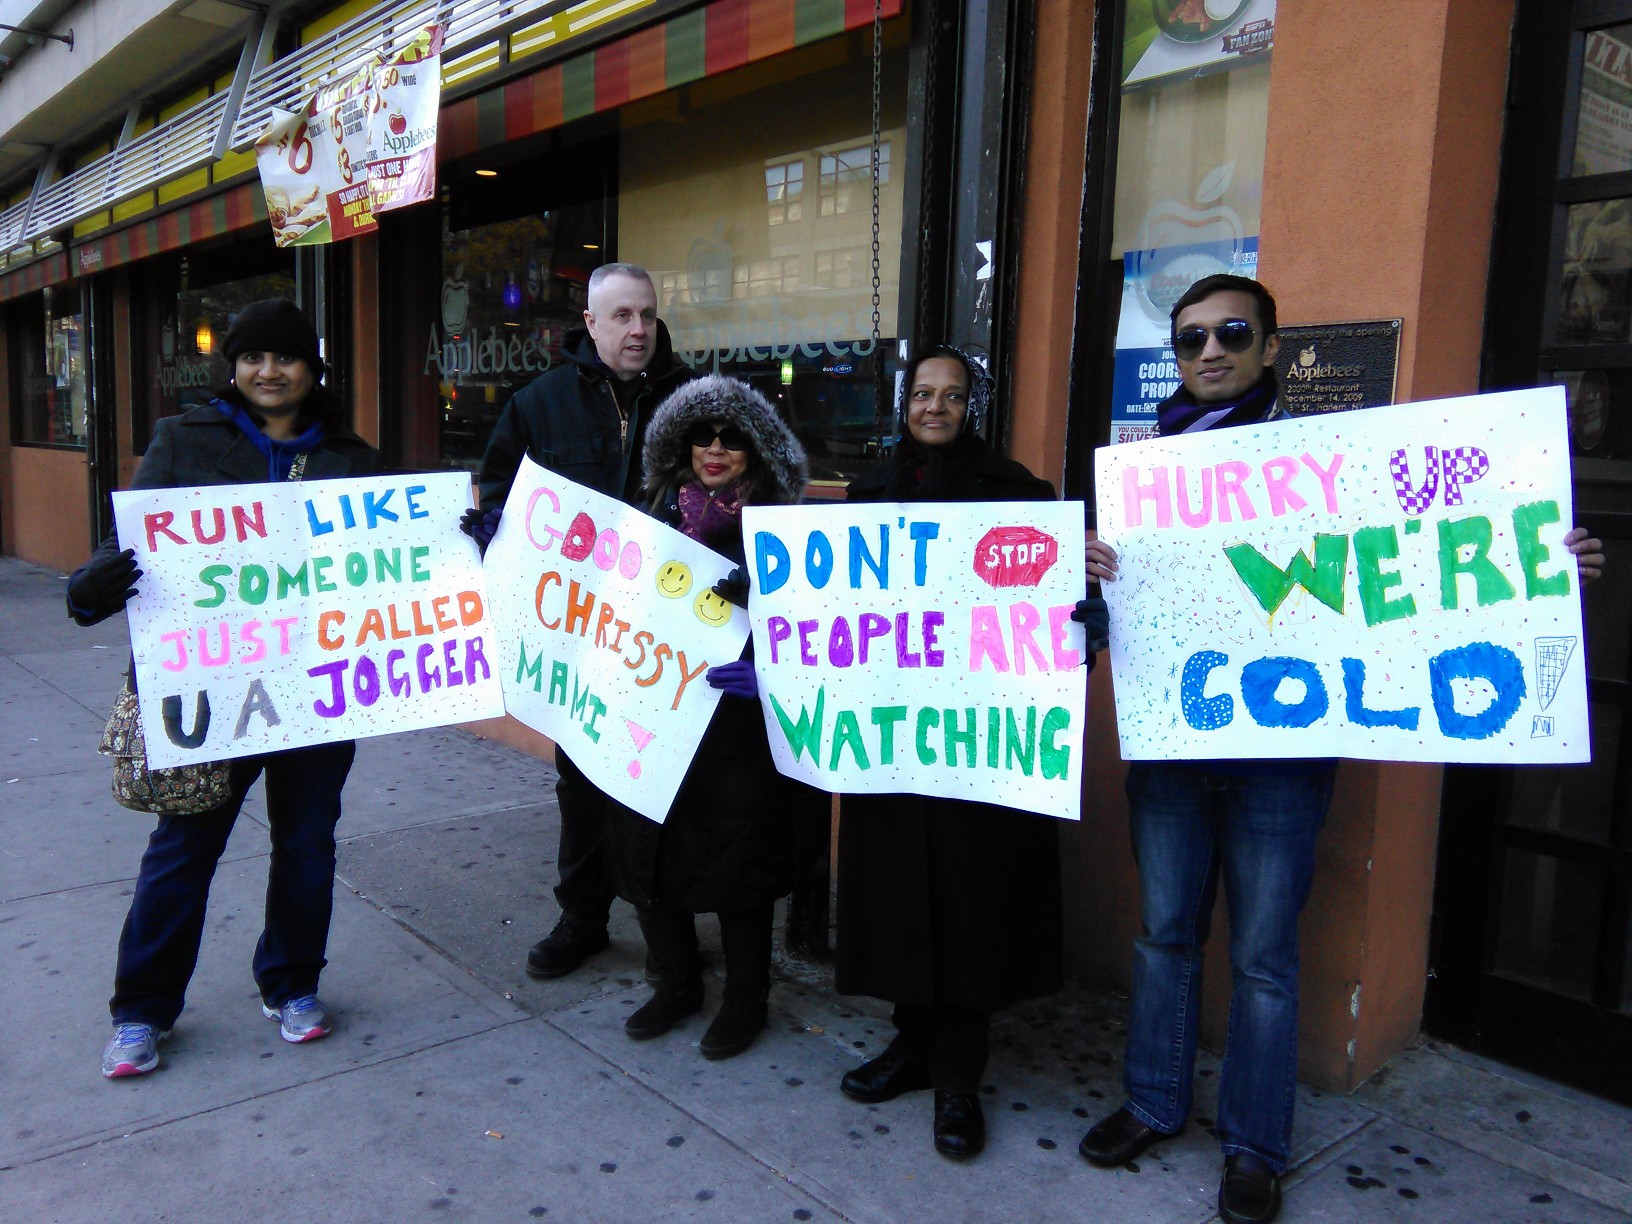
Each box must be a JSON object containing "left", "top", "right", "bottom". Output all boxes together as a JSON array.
[
  {"left": 525, "top": 917, "right": 610, "bottom": 979},
  {"left": 1219, "top": 1153, "right": 1282, "bottom": 1224},
  {"left": 840, "top": 1046, "right": 932, "bottom": 1103},
  {"left": 932, "top": 1089, "right": 985, "bottom": 1159},
  {"left": 698, "top": 997, "right": 768, "bottom": 1060},
  {"left": 623, "top": 981, "right": 705, "bottom": 1039},
  {"left": 1078, "top": 1106, "right": 1178, "bottom": 1166}
]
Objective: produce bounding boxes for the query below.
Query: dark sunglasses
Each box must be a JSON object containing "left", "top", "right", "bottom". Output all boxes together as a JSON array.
[
  {"left": 1171, "top": 320, "right": 1256, "bottom": 361},
  {"left": 685, "top": 423, "right": 751, "bottom": 451}
]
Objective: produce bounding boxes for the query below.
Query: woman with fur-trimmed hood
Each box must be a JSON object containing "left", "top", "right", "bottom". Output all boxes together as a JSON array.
[{"left": 605, "top": 374, "right": 814, "bottom": 1062}]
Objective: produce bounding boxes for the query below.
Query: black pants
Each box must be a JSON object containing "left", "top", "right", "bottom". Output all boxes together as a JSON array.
[
  {"left": 637, "top": 901, "right": 774, "bottom": 1000},
  {"left": 890, "top": 1002, "right": 991, "bottom": 1093},
  {"left": 553, "top": 747, "right": 615, "bottom": 927}
]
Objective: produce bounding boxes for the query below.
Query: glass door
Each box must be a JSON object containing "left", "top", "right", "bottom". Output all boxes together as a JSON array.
[{"left": 1430, "top": 0, "right": 1632, "bottom": 1104}]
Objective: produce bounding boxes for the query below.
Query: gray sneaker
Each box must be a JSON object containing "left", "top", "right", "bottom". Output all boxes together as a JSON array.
[
  {"left": 261, "top": 995, "right": 333, "bottom": 1043},
  {"left": 102, "top": 1022, "right": 169, "bottom": 1078}
]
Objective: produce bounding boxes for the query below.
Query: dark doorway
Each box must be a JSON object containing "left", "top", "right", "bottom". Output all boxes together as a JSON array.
[{"left": 1429, "top": 0, "right": 1632, "bottom": 1104}]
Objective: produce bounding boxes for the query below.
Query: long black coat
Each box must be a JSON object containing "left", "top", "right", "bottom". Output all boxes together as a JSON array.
[
  {"left": 605, "top": 500, "right": 808, "bottom": 915},
  {"left": 835, "top": 438, "right": 1066, "bottom": 1013}
]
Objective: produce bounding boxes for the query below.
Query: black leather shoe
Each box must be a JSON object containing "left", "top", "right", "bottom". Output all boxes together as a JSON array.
[
  {"left": 840, "top": 1046, "right": 932, "bottom": 1103},
  {"left": 1078, "top": 1106, "right": 1178, "bottom": 1166},
  {"left": 1219, "top": 1153, "right": 1282, "bottom": 1224},
  {"left": 932, "top": 1089, "right": 985, "bottom": 1159},
  {"left": 698, "top": 997, "right": 768, "bottom": 1060},
  {"left": 624, "top": 981, "right": 705, "bottom": 1040},
  {"left": 525, "top": 917, "right": 610, "bottom": 980}
]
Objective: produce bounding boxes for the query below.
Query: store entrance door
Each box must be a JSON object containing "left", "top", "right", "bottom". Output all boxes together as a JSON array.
[
  {"left": 1427, "top": 0, "right": 1632, "bottom": 1104},
  {"left": 84, "top": 276, "right": 119, "bottom": 546}
]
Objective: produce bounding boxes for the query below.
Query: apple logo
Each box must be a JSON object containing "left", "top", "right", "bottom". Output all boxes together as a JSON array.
[
  {"left": 389, "top": 113, "right": 407, "bottom": 136},
  {"left": 1299, "top": 346, "right": 1317, "bottom": 368},
  {"left": 441, "top": 264, "right": 470, "bottom": 337}
]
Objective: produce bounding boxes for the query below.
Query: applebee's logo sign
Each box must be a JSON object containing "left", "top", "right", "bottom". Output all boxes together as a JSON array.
[
  {"left": 382, "top": 119, "right": 433, "bottom": 153},
  {"left": 423, "top": 274, "right": 554, "bottom": 385},
  {"left": 1129, "top": 161, "right": 1250, "bottom": 326}
]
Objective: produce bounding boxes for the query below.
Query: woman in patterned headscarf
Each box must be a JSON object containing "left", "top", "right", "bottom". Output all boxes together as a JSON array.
[{"left": 831, "top": 344, "right": 1067, "bottom": 1161}]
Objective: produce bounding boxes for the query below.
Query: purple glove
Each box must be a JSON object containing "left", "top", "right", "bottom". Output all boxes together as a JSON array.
[
  {"left": 706, "top": 659, "right": 758, "bottom": 700},
  {"left": 460, "top": 506, "right": 502, "bottom": 556}
]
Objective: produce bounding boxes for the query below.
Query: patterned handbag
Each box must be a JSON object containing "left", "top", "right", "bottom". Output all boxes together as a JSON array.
[{"left": 98, "top": 673, "right": 233, "bottom": 815}]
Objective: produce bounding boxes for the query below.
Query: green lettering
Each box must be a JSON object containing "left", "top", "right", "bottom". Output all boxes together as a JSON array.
[
  {"left": 1513, "top": 499, "right": 1569, "bottom": 599},
  {"left": 313, "top": 555, "right": 336, "bottom": 592},
  {"left": 516, "top": 640, "right": 545, "bottom": 691},
  {"left": 1437, "top": 515, "right": 1515, "bottom": 609},
  {"left": 915, "top": 707, "right": 939, "bottom": 765},
  {"left": 276, "top": 561, "right": 310, "bottom": 598},
  {"left": 410, "top": 544, "right": 431, "bottom": 581},
  {"left": 871, "top": 705, "right": 907, "bottom": 764},
  {"left": 1223, "top": 533, "right": 1349, "bottom": 617},
  {"left": 1004, "top": 707, "right": 1037, "bottom": 775},
  {"left": 582, "top": 695, "right": 606, "bottom": 743},
  {"left": 547, "top": 660, "right": 569, "bottom": 705},
  {"left": 828, "top": 709, "right": 871, "bottom": 770},
  {"left": 770, "top": 686, "right": 826, "bottom": 765},
  {"left": 194, "top": 563, "right": 230, "bottom": 608},
  {"left": 374, "top": 547, "right": 402, "bottom": 583},
  {"left": 943, "top": 707, "right": 977, "bottom": 767},
  {"left": 1041, "top": 707, "right": 1071, "bottom": 780},
  {"left": 1355, "top": 525, "right": 1415, "bottom": 626}
]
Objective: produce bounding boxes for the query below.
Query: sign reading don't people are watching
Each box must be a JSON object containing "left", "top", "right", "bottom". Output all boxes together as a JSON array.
[
  {"left": 1094, "top": 387, "right": 1590, "bottom": 764},
  {"left": 113, "top": 472, "right": 503, "bottom": 767},
  {"left": 741, "top": 501, "right": 1090, "bottom": 821}
]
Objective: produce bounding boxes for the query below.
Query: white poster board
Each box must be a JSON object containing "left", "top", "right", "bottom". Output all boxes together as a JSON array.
[
  {"left": 742, "top": 501, "right": 1089, "bottom": 821},
  {"left": 1094, "top": 388, "right": 1589, "bottom": 763},
  {"left": 113, "top": 471, "right": 502, "bottom": 767},
  {"left": 483, "top": 458, "right": 749, "bottom": 822}
]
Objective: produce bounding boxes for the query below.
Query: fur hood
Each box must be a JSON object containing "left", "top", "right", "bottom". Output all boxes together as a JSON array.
[{"left": 642, "top": 374, "right": 808, "bottom": 507}]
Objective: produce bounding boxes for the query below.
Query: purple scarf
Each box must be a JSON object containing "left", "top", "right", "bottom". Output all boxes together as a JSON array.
[
  {"left": 1156, "top": 368, "right": 1279, "bottom": 437},
  {"left": 678, "top": 480, "right": 744, "bottom": 548}
]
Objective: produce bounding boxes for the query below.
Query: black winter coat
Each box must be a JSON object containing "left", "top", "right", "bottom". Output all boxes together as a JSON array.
[
  {"left": 69, "top": 403, "right": 379, "bottom": 626},
  {"left": 477, "top": 323, "right": 694, "bottom": 510},
  {"left": 835, "top": 437, "right": 1066, "bottom": 1013},
  {"left": 604, "top": 502, "right": 805, "bottom": 914}
]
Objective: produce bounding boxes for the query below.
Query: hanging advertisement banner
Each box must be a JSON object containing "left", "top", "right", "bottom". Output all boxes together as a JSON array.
[
  {"left": 255, "top": 23, "right": 445, "bottom": 247},
  {"left": 1095, "top": 388, "right": 1589, "bottom": 765}
]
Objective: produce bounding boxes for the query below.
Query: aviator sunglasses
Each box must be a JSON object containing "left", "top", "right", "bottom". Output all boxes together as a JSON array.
[
  {"left": 1171, "top": 320, "right": 1256, "bottom": 361},
  {"left": 685, "top": 422, "right": 751, "bottom": 451}
]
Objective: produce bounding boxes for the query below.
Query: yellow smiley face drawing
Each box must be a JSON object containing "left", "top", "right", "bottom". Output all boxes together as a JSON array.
[
  {"left": 655, "top": 560, "right": 693, "bottom": 598},
  {"left": 693, "top": 587, "right": 734, "bottom": 626}
]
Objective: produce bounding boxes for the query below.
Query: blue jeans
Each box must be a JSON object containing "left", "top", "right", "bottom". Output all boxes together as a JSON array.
[
  {"left": 1121, "top": 762, "right": 1333, "bottom": 1172},
  {"left": 110, "top": 741, "right": 356, "bottom": 1029}
]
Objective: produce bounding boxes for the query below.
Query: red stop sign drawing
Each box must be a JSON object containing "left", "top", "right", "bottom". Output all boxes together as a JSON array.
[{"left": 973, "top": 526, "right": 1057, "bottom": 588}]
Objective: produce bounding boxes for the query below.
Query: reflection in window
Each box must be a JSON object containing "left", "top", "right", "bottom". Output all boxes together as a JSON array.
[
  {"left": 814, "top": 248, "right": 866, "bottom": 290},
  {"left": 1558, "top": 199, "right": 1632, "bottom": 345},
  {"left": 820, "top": 142, "right": 889, "bottom": 217},
  {"left": 10, "top": 285, "right": 88, "bottom": 449},
  {"left": 766, "top": 159, "right": 804, "bottom": 225},
  {"left": 1574, "top": 24, "right": 1632, "bottom": 176},
  {"left": 732, "top": 256, "right": 800, "bottom": 299}
]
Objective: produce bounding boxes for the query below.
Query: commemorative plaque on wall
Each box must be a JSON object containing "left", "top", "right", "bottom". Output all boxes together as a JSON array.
[{"left": 1272, "top": 319, "right": 1401, "bottom": 416}]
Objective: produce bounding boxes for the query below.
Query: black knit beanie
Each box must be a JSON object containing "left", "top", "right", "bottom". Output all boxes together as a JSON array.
[{"left": 224, "top": 298, "right": 325, "bottom": 380}]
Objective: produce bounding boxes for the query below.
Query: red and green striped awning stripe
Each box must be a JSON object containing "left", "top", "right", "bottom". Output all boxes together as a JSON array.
[
  {"left": 0, "top": 250, "right": 68, "bottom": 304},
  {"left": 441, "top": 0, "right": 902, "bottom": 160},
  {"left": 70, "top": 183, "right": 267, "bottom": 278}
]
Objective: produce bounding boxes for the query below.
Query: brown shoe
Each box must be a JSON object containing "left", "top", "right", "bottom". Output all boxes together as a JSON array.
[{"left": 1078, "top": 1106, "right": 1178, "bottom": 1166}]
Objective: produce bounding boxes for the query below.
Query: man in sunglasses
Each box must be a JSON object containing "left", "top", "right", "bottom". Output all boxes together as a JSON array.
[
  {"left": 474, "top": 262, "right": 695, "bottom": 982},
  {"left": 1081, "top": 273, "right": 1317, "bottom": 1224}
]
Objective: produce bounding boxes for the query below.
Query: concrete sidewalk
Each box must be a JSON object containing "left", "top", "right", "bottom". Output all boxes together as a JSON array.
[{"left": 2, "top": 554, "right": 1628, "bottom": 1223}]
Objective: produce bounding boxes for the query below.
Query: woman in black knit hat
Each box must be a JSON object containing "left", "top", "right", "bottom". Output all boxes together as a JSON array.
[
  {"left": 604, "top": 373, "right": 815, "bottom": 1061},
  {"left": 67, "top": 298, "right": 378, "bottom": 1079}
]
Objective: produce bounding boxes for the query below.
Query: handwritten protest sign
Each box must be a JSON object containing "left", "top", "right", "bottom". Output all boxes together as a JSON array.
[
  {"left": 1094, "top": 387, "right": 1589, "bottom": 763},
  {"left": 741, "top": 501, "right": 1089, "bottom": 821},
  {"left": 483, "top": 458, "right": 749, "bottom": 823},
  {"left": 113, "top": 472, "right": 502, "bottom": 768}
]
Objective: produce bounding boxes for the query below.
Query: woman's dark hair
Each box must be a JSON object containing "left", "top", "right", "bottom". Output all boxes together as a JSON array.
[{"left": 213, "top": 362, "right": 349, "bottom": 435}]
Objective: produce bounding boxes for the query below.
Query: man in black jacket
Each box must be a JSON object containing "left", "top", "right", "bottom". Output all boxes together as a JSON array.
[{"left": 477, "top": 262, "right": 695, "bottom": 979}]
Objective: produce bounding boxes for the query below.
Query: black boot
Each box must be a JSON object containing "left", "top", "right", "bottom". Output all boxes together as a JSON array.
[
  {"left": 625, "top": 905, "right": 703, "bottom": 1040},
  {"left": 699, "top": 904, "right": 773, "bottom": 1060}
]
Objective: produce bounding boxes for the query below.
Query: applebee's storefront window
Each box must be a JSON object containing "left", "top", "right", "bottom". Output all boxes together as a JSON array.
[
  {"left": 1106, "top": 0, "right": 1274, "bottom": 443},
  {"left": 428, "top": 156, "right": 608, "bottom": 472}
]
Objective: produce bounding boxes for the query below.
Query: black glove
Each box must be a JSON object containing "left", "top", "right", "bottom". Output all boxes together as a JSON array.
[
  {"left": 1071, "top": 596, "right": 1109, "bottom": 654},
  {"left": 712, "top": 565, "right": 750, "bottom": 609},
  {"left": 69, "top": 548, "right": 142, "bottom": 615},
  {"left": 460, "top": 506, "right": 502, "bottom": 556}
]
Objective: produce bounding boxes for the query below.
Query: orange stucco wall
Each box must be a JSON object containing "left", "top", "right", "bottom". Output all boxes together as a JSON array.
[
  {"left": 1010, "top": 0, "right": 1515, "bottom": 1092},
  {"left": 4, "top": 447, "right": 92, "bottom": 572}
]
